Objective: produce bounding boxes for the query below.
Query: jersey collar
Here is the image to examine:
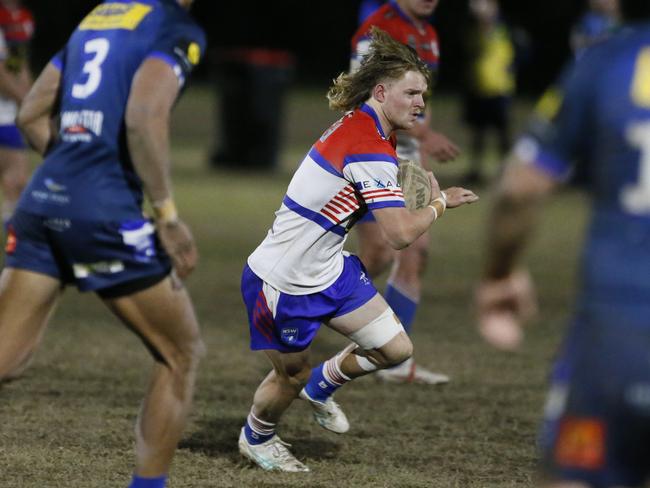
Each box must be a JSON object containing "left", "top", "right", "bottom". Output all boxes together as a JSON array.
[{"left": 360, "top": 103, "right": 387, "bottom": 139}]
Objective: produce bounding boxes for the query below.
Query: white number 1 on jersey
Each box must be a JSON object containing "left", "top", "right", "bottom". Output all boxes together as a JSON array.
[
  {"left": 72, "top": 38, "right": 109, "bottom": 99},
  {"left": 622, "top": 47, "right": 650, "bottom": 214}
]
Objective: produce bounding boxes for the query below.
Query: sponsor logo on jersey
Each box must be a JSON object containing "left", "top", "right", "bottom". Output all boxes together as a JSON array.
[
  {"left": 73, "top": 260, "right": 125, "bottom": 279},
  {"left": 360, "top": 179, "right": 398, "bottom": 189},
  {"left": 43, "top": 218, "right": 71, "bottom": 232},
  {"left": 31, "top": 190, "right": 70, "bottom": 206},
  {"left": 359, "top": 271, "right": 370, "bottom": 285},
  {"left": 320, "top": 117, "right": 345, "bottom": 143},
  {"left": 119, "top": 221, "right": 156, "bottom": 263},
  {"left": 4, "top": 225, "right": 16, "bottom": 254},
  {"left": 79, "top": 3, "right": 152, "bottom": 31},
  {"left": 554, "top": 417, "right": 606, "bottom": 470},
  {"left": 61, "top": 110, "right": 104, "bottom": 142},
  {"left": 281, "top": 327, "right": 299, "bottom": 344},
  {"left": 44, "top": 178, "right": 66, "bottom": 193},
  {"left": 188, "top": 42, "right": 201, "bottom": 65}
]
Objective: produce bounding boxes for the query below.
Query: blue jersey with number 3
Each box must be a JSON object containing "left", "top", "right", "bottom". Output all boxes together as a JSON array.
[
  {"left": 18, "top": 0, "right": 205, "bottom": 220},
  {"left": 520, "top": 23, "right": 650, "bottom": 316}
]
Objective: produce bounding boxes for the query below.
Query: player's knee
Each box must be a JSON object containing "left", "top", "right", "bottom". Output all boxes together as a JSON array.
[
  {"left": 281, "top": 361, "right": 312, "bottom": 391},
  {"left": 348, "top": 308, "right": 411, "bottom": 368},
  {"left": 161, "top": 333, "right": 205, "bottom": 377},
  {"left": 379, "top": 332, "right": 413, "bottom": 368}
]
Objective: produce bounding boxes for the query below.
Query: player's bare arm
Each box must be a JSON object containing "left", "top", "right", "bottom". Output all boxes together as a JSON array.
[
  {"left": 126, "top": 57, "right": 197, "bottom": 280},
  {"left": 373, "top": 171, "right": 478, "bottom": 249},
  {"left": 408, "top": 108, "right": 460, "bottom": 164},
  {"left": 476, "top": 157, "right": 556, "bottom": 349},
  {"left": 0, "top": 59, "right": 29, "bottom": 104},
  {"left": 16, "top": 62, "right": 60, "bottom": 155},
  {"left": 482, "top": 158, "right": 556, "bottom": 279}
]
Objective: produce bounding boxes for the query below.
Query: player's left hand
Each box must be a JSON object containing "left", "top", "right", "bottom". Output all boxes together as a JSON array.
[
  {"left": 420, "top": 130, "right": 460, "bottom": 163},
  {"left": 475, "top": 269, "right": 537, "bottom": 351},
  {"left": 441, "top": 187, "right": 479, "bottom": 208},
  {"left": 157, "top": 219, "right": 198, "bottom": 280}
]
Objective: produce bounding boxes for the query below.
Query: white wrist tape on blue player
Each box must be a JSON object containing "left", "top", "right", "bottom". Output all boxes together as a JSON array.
[{"left": 347, "top": 307, "right": 404, "bottom": 350}]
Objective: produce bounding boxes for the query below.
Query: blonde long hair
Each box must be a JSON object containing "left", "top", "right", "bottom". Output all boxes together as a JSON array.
[{"left": 327, "top": 27, "right": 431, "bottom": 113}]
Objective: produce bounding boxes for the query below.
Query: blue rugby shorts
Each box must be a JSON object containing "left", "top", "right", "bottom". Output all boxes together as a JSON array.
[
  {"left": 241, "top": 254, "right": 378, "bottom": 353},
  {"left": 0, "top": 124, "right": 26, "bottom": 149},
  {"left": 5, "top": 209, "right": 171, "bottom": 294}
]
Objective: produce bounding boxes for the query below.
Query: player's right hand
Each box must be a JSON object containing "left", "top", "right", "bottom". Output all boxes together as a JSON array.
[{"left": 157, "top": 219, "right": 198, "bottom": 280}]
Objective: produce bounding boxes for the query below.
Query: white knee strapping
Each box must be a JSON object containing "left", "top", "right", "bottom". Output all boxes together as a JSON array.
[
  {"left": 355, "top": 354, "right": 378, "bottom": 372},
  {"left": 348, "top": 308, "right": 405, "bottom": 350}
]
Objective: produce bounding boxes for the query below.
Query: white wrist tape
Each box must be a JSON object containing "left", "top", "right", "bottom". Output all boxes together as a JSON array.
[{"left": 428, "top": 204, "right": 438, "bottom": 220}]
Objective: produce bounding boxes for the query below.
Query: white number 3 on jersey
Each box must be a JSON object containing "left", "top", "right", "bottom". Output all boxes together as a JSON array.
[{"left": 72, "top": 38, "right": 110, "bottom": 99}]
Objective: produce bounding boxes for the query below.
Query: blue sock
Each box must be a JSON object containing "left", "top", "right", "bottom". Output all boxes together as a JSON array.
[
  {"left": 128, "top": 474, "right": 167, "bottom": 488},
  {"left": 244, "top": 410, "right": 276, "bottom": 445},
  {"left": 303, "top": 358, "right": 350, "bottom": 403},
  {"left": 385, "top": 282, "right": 418, "bottom": 335}
]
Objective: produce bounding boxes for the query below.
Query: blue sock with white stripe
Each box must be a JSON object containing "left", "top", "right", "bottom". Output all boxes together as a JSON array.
[
  {"left": 384, "top": 282, "right": 418, "bottom": 335},
  {"left": 128, "top": 474, "right": 167, "bottom": 488},
  {"left": 244, "top": 410, "right": 276, "bottom": 445},
  {"left": 302, "top": 357, "right": 351, "bottom": 403}
]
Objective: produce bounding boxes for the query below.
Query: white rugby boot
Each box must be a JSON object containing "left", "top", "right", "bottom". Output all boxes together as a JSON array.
[
  {"left": 299, "top": 388, "right": 350, "bottom": 434},
  {"left": 238, "top": 427, "right": 310, "bottom": 472},
  {"left": 376, "top": 357, "right": 450, "bottom": 385}
]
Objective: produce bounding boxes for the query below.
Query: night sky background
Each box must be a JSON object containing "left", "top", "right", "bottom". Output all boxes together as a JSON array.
[{"left": 23, "top": 0, "right": 588, "bottom": 95}]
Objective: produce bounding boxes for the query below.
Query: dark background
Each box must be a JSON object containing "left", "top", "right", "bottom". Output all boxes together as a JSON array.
[{"left": 23, "top": 0, "right": 587, "bottom": 95}]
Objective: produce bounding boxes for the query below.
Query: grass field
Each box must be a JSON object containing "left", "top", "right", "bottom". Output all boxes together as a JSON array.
[{"left": 0, "top": 85, "right": 590, "bottom": 487}]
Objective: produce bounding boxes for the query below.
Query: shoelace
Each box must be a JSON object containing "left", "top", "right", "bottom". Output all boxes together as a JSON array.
[{"left": 269, "top": 437, "right": 298, "bottom": 462}]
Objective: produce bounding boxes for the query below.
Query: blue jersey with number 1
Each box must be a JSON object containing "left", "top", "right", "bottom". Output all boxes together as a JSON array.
[
  {"left": 520, "top": 23, "right": 650, "bottom": 318},
  {"left": 18, "top": 0, "right": 205, "bottom": 221}
]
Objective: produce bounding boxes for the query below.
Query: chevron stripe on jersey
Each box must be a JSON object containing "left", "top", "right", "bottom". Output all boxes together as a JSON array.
[
  {"left": 320, "top": 184, "right": 360, "bottom": 225},
  {"left": 248, "top": 104, "right": 405, "bottom": 295}
]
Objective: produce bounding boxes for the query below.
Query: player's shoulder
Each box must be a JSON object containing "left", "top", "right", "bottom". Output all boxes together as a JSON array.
[
  {"left": 314, "top": 109, "right": 395, "bottom": 169},
  {"left": 159, "top": 0, "right": 204, "bottom": 32},
  {"left": 354, "top": 2, "right": 406, "bottom": 42},
  {"left": 79, "top": 1, "right": 204, "bottom": 39},
  {"left": 575, "top": 25, "right": 650, "bottom": 76}
]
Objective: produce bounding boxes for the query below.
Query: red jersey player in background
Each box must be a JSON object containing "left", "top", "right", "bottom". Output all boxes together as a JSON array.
[
  {"left": 351, "top": 0, "right": 462, "bottom": 384},
  {"left": 0, "top": 0, "right": 32, "bottom": 226}
]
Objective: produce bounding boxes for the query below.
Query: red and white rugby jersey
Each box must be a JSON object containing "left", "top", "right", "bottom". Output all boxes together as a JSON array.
[
  {"left": 350, "top": 1, "right": 439, "bottom": 163},
  {"left": 350, "top": 0, "right": 440, "bottom": 73},
  {"left": 0, "top": 4, "right": 33, "bottom": 125},
  {"left": 248, "top": 104, "right": 405, "bottom": 295}
]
